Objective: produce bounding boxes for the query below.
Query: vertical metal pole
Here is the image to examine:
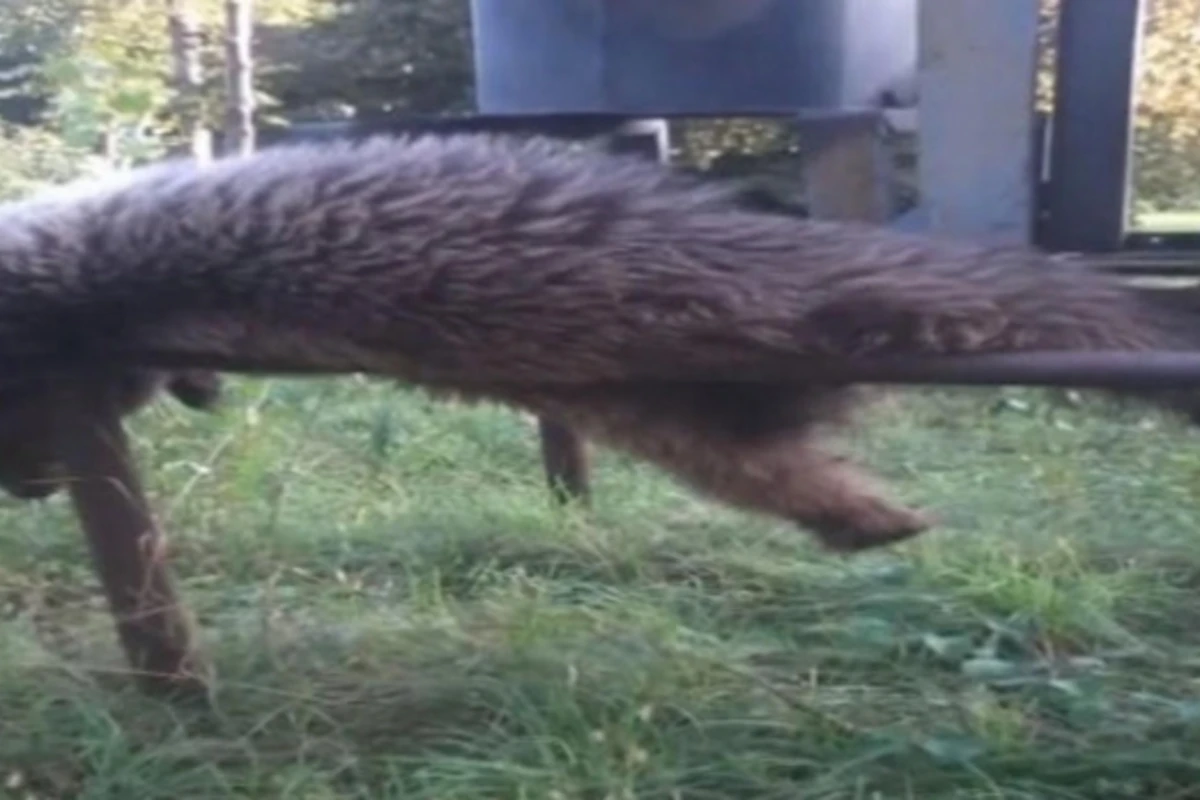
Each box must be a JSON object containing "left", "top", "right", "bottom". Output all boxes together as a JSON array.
[{"left": 1040, "top": 0, "right": 1145, "bottom": 252}]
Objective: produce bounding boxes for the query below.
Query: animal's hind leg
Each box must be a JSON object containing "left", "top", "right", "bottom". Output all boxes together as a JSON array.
[
  {"left": 537, "top": 417, "right": 591, "bottom": 504},
  {"left": 165, "top": 370, "right": 224, "bottom": 410},
  {"left": 731, "top": 434, "right": 931, "bottom": 551},
  {"left": 515, "top": 383, "right": 932, "bottom": 551},
  {"left": 626, "top": 425, "right": 932, "bottom": 551}
]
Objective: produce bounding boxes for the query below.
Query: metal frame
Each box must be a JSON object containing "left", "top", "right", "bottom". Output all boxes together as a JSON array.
[
  {"left": 17, "top": 349, "right": 1200, "bottom": 392},
  {"left": 258, "top": 108, "right": 887, "bottom": 149},
  {"left": 1038, "top": 0, "right": 1200, "bottom": 255},
  {"left": 260, "top": 112, "right": 639, "bottom": 146}
]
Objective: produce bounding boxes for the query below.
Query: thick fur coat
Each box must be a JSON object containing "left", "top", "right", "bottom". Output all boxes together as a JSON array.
[{"left": 0, "top": 133, "right": 1196, "bottom": 550}]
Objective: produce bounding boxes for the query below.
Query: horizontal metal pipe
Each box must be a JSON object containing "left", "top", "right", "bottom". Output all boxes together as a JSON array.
[
  {"left": 7, "top": 349, "right": 1200, "bottom": 391},
  {"left": 781, "top": 351, "right": 1200, "bottom": 389}
]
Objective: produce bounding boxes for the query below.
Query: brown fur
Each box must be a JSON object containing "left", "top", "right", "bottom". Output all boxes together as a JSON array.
[
  {"left": 0, "top": 369, "right": 221, "bottom": 500},
  {"left": 0, "top": 133, "right": 1197, "bottom": 550}
]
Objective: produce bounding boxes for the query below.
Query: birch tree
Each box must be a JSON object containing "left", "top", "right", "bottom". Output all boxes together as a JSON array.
[
  {"left": 165, "top": 0, "right": 211, "bottom": 161},
  {"left": 223, "top": 0, "right": 254, "bottom": 155}
]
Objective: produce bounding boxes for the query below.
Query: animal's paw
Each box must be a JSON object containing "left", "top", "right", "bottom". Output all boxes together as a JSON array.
[
  {"left": 801, "top": 498, "right": 934, "bottom": 553},
  {"left": 167, "top": 371, "right": 224, "bottom": 410}
]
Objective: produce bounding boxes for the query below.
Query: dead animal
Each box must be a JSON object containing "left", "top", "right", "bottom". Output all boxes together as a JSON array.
[{"left": 0, "top": 132, "right": 1197, "bottom": 551}]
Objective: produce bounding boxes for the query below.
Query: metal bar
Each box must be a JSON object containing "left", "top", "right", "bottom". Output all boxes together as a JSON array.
[
  {"left": 1124, "top": 232, "right": 1200, "bottom": 253},
  {"left": 775, "top": 351, "right": 1200, "bottom": 389},
  {"left": 1039, "top": 0, "right": 1144, "bottom": 253},
  {"left": 260, "top": 113, "right": 634, "bottom": 148},
  {"left": 10, "top": 350, "right": 1200, "bottom": 391},
  {"left": 1097, "top": 265, "right": 1200, "bottom": 278},
  {"left": 257, "top": 108, "right": 900, "bottom": 152}
]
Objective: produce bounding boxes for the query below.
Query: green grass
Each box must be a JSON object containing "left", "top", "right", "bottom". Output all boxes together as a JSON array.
[
  {"left": 1128, "top": 210, "right": 1200, "bottom": 233},
  {"left": 4, "top": 378, "right": 1200, "bottom": 798}
]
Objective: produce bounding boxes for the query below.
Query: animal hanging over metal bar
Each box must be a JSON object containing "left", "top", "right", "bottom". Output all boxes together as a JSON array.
[
  {"left": 2, "top": 132, "right": 1200, "bottom": 555},
  {"left": 7, "top": 131, "right": 1200, "bottom": 691}
]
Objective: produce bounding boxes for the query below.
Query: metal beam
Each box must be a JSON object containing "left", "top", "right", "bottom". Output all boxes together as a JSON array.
[
  {"left": 1040, "top": 0, "right": 1144, "bottom": 253},
  {"left": 11, "top": 350, "right": 1200, "bottom": 391}
]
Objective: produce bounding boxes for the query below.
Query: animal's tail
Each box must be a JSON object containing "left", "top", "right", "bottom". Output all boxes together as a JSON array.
[
  {"left": 718, "top": 217, "right": 1198, "bottom": 361},
  {"left": 728, "top": 222, "right": 1200, "bottom": 421}
]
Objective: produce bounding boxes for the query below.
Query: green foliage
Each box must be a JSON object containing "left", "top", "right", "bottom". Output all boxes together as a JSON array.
[
  {"left": 0, "top": 0, "right": 78, "bottom": 124},
  {"left": 0, "top": 122, "right": 98, "bottom": 201},
  {"left": 0, "top": 0, "right": 176, "bottom": 163},
  {"left": 0, "top": 0, "right": 332, "bottom": 154},
  {"left": 1040, "top": 0, "right": 1200, "bottom": 218},
  {"left": 257, "top": 0, "right": 474, "bottom": 117},
  {"left": 0, "top": 0, "right": 473, "bottom": 155},
  {"left": 1128, "top": 0, "right": 1200, "bottom": 218}
]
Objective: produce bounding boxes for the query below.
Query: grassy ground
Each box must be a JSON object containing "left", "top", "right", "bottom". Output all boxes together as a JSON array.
[
  {"left": 2, "top": 378, "right": 1200, "bottom": 799},
  {"left": 1129, "top": 210, "right": 1200, "bottom": 233}
]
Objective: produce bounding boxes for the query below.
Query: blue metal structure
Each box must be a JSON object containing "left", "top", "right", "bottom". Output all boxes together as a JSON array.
[{"left": 468, "top": 0, "right": 916, "bottom": 116}]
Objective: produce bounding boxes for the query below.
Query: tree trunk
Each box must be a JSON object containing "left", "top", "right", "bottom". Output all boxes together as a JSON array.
[
  {"left": 165, "top": 0, "right": 212, "bottom": 162},
  {"left": 224, "top": 0, "right": 256, "bottom": 156}
]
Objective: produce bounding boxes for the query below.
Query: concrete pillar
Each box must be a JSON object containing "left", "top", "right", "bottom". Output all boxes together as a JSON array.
[{"left": 917, "top": 0, "right": 1041, "bottom": 243}]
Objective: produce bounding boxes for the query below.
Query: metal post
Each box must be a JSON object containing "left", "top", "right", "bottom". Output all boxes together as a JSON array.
[{"left": 917, "top": 0, "right": 1041, "bottom": 243}]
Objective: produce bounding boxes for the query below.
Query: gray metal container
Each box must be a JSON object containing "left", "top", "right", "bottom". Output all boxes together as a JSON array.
[{"left": 469, "top": 0, "right": 916, "bottom": 115}]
